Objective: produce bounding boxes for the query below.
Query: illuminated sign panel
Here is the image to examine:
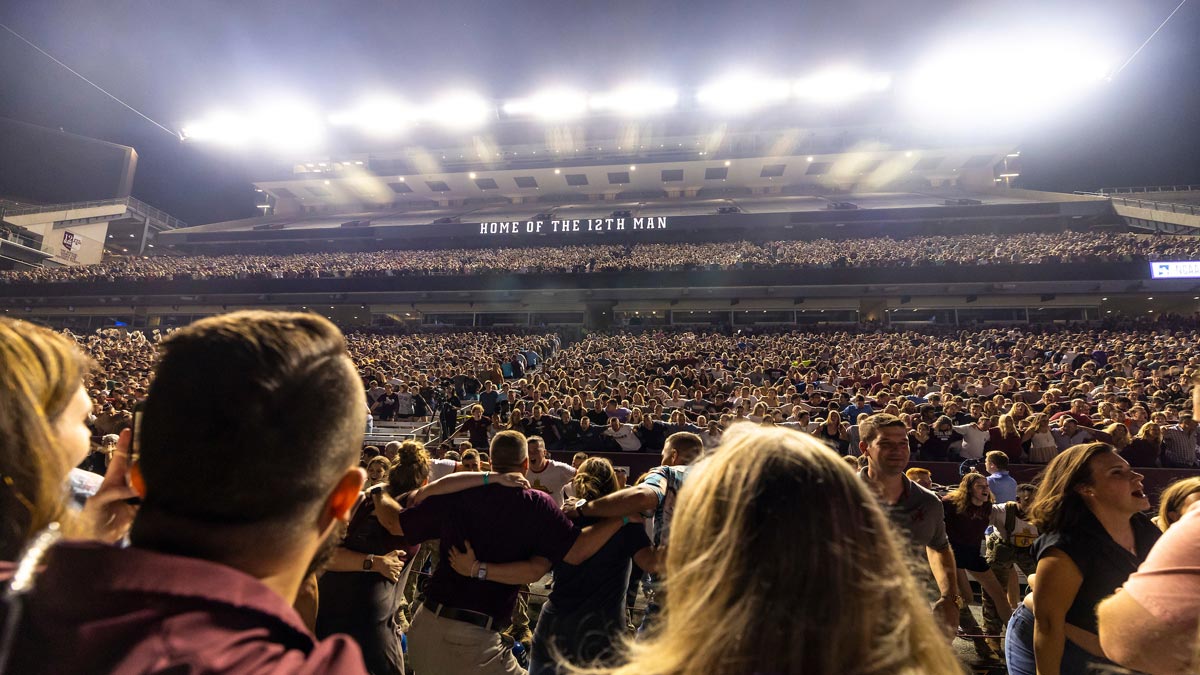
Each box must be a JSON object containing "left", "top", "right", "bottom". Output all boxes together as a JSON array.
[
  {"left": 1150, "top": 261, "right": 1200, "bottom": 279},
  {"left": 479, "top": 217, "right": 668, "bottom": 236}
]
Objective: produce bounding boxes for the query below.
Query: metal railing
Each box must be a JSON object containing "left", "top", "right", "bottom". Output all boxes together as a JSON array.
[
  {"left": 0, "top": 196, "right": 187, "bottom": 230},
  {"left": 0, "top": 228, "right": 47, "bottom": 251},
  {"left": 1101, "top": 185, "right": 1200, "bottom": 195},
  {"left": 1110, "top": 196, "right": 1200, "bottom": 217}
]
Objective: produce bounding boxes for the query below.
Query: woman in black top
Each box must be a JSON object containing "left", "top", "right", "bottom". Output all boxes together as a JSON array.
[{"left": 1006, "top": 442, "right": 1160, "bottom": 675}]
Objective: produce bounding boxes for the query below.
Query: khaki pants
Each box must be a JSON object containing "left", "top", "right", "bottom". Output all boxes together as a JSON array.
[
  {"left": 408, "top": 606, "right": 523, "bottom": 675},
  {"left": 506, "top": 584, "right": 532, "bottom": 645},
  {"left": 983, "top": 545, "right": 1036, "bottom": 635}
]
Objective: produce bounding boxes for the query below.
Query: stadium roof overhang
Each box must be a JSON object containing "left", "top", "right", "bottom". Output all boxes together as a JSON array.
[{"left": 250, "top": 145, "right": 1017, "bottom": 210}]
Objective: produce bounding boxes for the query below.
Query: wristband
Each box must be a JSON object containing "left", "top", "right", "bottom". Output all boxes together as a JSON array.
[
  {"left": 622, "top": 516, "right": 630, "bottom": 525},
  {"left": 483, "top": 472, "right": 490, "bottom": 485}
]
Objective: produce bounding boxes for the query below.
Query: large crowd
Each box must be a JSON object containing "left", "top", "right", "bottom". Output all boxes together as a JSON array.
[
  {"left": 2, "top": 230, "right": 1197, "bottom": 284},
  {"left": 4, "top": 314, "right": 1200, "bottom": 675}
]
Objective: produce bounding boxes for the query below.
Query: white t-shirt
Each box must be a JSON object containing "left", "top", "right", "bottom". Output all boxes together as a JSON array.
[
  {"left": 954, "top": 424, "right": 990, "bottom": 459},
  {"left": 989, "top": 503, "right": 1038, "bottom": 548},
  {"left": 430, "top": 458, "right": 458, "bottom": 481},
  {"left": 605, "top": 423, "right": 643, "bottom": 453},
  {"left": 526, "top": 460, "right": 576, "bottom": 507}
]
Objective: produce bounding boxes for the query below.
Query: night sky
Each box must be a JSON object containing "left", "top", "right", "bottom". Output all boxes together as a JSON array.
[{"left": 1, "top": 0, "right": 1197, "bottom": 225}]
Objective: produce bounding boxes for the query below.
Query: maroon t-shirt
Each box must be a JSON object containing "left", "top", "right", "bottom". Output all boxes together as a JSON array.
[
  {"left": 942, "top": 497, "right": 992, "bottom": 550},
  {"left": 0, "top": 542, "right": 366, "bottom": 674},
  {"left": 399, "top": 485, "right": 578, "bottom": 626}
]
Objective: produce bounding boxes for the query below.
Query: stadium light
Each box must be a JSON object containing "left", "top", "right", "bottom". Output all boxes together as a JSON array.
[
  {"left": 794, "top": 66, "right": 891, "bottom": 104},
  {"left": 253, "top": 101, "right": 325, "bottom": 152},
  {"left": 588, "top": 84, "right": 678, "bottom": 116},
  {"left": 502, "top": 88, "right": 589, "bottom": 121},
  {"left": 182, "top": 100, "right": 325, "bottom": 152},
  {"left": 902, "top": 32, "right": 1111, "bottom": 130},
  {"left": 328, "top": 96, "right": 419, "bottom": 137},
  {"left": 424, "top": 91, "right": 493, "bottom": 130},
  {"left": 180, "top": 110, "right": 252, "bottom": 147},
  {"left": 697, "top": 73, "right": 791, "bottom": 114}
]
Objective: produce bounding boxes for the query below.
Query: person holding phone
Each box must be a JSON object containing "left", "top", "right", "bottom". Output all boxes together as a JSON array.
[{"left": 0, "top": 318, "right": 138, "bottom": 561}]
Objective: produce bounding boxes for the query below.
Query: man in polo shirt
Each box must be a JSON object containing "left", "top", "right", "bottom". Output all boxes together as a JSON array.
[
  {"left": 858, "top": 413, "right": 959, "bottom": 634},
  {"left": 0, "top": 311, "right": 370, "bottom": 674},
  {"left": 377, "top": 431, "right": 628, "bottom": 674}
]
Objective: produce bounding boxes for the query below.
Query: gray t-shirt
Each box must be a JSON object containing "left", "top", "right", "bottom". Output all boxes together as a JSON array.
[{"left": 859, "top": 469, "right": 949, "bottom": 551}]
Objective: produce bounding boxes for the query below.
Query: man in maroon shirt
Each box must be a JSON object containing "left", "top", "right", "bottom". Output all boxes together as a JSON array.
[
  {"left": 372, "top": 430, "right": 629, "bottom": 674},
  {"left": 1, "top": 311, "right": 370, "bottom": 674}
]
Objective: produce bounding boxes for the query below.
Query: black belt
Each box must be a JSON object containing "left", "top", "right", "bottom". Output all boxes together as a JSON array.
[{"left": 423, "top": 600, "right": 507, "bottom": 632}]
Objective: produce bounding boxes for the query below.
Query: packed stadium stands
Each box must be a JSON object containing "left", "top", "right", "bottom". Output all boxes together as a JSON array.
[{"left": 2, "top": 231, "right": 1198, "bottom": 284}]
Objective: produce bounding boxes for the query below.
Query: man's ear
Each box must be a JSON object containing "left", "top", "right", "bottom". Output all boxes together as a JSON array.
[{"left": 325, "top": 467, "right": 366, "bottom": 524}]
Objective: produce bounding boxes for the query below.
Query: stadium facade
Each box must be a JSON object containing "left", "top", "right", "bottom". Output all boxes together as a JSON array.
[{"left": 3, "top": 117, "right": 1200, "bottom": 331}]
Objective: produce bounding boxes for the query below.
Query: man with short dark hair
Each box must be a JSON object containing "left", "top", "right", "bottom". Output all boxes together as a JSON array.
[
  {"left": 1, "top": 311, "right": 371, "bottom": 673},
  {"left": 858, "top": 413, "right": 959, "bottom": 634}
]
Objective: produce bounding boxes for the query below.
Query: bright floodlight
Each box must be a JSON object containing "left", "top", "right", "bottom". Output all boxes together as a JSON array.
[
  {"left": 502, "top": 88, "right": 588, "bottom": 120},
  {"left": 697, "top": 74, "right": 791, "bottom": 114},
  {"left": 329, "top": 96, "right": 418, "bottom": 137},
  {"left": 794, "top": 67, "right": 891, "bottom": 104},
  {"left": 181, "top": 110, "right": 252, "bottom": 147},
  {"left": 252, "top": 101, "right": 325, "bottom": 152},
  {"left": 182, "top": 101, "right": 324, "bottom": 152},
  {"left": 424, "top": 91, "right": 493, "bottom": 130},
  {"left": 903, "top": 32, "right": 1111, "bottom": 130},
  {"left": 589, "top": 84, "right": 678, "bottom": 116}
]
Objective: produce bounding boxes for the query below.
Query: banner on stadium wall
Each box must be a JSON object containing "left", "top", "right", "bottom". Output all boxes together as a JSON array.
[
  {"left": 54, "top": 229, "right": 104, "bottom": 266},
  {"left": 478, "top": 217, "right": 669, "bottom": 236},
  {"left": 1151, "top": 261, "right": 1200, "bottom": 279}
]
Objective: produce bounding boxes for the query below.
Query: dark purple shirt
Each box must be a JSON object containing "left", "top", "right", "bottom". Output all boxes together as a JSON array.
[
  {"left": 399, "top": 485, "right": 578, "bottom": 626},
  {"left": 0, "top": 542, "right": 366, "bottom": 674}
]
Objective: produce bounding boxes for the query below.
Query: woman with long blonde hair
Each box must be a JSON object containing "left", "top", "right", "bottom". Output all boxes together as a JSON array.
[
  {"left": 1123, "top": 421, "right": 1162, "bottom": 468},
  {"left": 1023, "top": 413, "right": 1057, "bottom": 464},
  {"left": 0, "top": 318, "right": 136, "bottom": 560},
  {"left": 578, "top": 425, "right": 961, "bottom": 675}
]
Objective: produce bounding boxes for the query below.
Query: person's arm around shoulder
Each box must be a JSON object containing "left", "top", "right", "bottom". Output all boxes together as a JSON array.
[
  {"left": 411, "top": 471, "right": 529, "bottom": 505},
  {"left": 372, "top": 471, "right": 528, "bottom": 536},
  {"left": 570, "top": 483, "right": 661, "bottom": 519},
  {"left": 447, "top": 541, "right": 553, "bottom": 585},
  {"left": 1032, "top": 548, "right": 1085, "bottom": 675}
]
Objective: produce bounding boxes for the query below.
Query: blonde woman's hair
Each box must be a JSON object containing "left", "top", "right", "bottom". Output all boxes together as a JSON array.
[
  {"left": 1157, "top": 476, "right": 1200, "bottom": 532},
  {"left": 997, "top": 414, "right": 1018, "bottom": 438},
  {"left": 575, "top": 425, "right": 960, "bottom": 675},
  {"left": 571, "top": 457, "right": 620, "bottom": 502},
  {"left": 1135, "top": 422, "right": 1162, "bottom": 443},
  {"left": 0, "top": 319, "right": 94, "bottom": 560}
]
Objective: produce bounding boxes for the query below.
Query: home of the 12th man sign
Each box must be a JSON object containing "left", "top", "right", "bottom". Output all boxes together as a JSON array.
[{"left": 479, "top": 217, "right": 669, "bottom": 236}]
